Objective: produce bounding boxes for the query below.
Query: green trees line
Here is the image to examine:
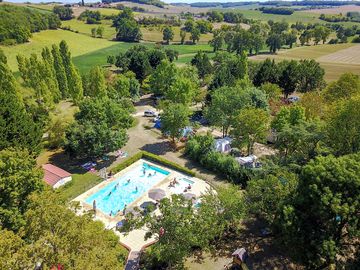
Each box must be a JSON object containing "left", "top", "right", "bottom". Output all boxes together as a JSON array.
[{"left": 0, "top": 5, "right": 60, "bottom": 45}]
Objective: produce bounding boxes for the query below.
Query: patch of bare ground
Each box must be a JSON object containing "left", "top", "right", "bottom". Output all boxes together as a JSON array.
[
  {"left": 302, "top": 5, "right": 360, "bottom": 15},
  {"left": 212, "top": 22, "right": 250, "bottom": 30}
]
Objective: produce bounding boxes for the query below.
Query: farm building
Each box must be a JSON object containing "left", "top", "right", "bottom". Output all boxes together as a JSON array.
[{"left": 42, "top": 164, "right": 72, "bottom": 189}]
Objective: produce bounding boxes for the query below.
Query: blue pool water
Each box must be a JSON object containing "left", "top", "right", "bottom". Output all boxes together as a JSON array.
[{"left": 85, "top": 162, "right": 169, "bottom": 216}]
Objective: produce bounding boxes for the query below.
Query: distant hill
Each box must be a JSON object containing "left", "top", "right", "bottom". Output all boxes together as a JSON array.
[{"left": 102, "top": 0, "right": 165, "bottom": 8}]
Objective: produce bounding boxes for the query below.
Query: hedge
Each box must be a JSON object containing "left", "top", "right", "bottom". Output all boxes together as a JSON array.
[{"left": 111, "top": 151, "right": 196, "bottom": 177}]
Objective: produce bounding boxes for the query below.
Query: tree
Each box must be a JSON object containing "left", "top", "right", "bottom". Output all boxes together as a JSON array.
[
  {"left": 191, "top": 51, "right": 213, "bottom": 79},
  {"left": 278, "top": 60, "right": 300, "bottom": 98},
  {"left": 231, "top": 108, "right": 270, "bottom": 155},
  {"left": 326, "top": 95, "right": 360, "bottom": 156},
  {"left": 85, "top": 66, "right": 107, "bottom": 98},
  {"left": 246, "top": 171, "right": 298, "bottom": 224},
  {"left": 162, "top": 26, "right": 174, "bottom": 44},
  {"left": 64, "top": 121, "right": 127, "bottom": 158},
  {"left": 53, "top": 6, "right": 73, "bottom": 20},
  {"left": 206, "top": 85, "right": 268, "bottom": 137},
  {"left": 260, "top": 82, "right": 282, "bottom": 100},
  {"left": 271, "top": 105, "right": 306, "bottom": 132},
  {"left": 59, "top": 40, "right": 83, "bottom": 103},
  {"left": 161, "top": 103, "right": 190, "bottom": 143},
  {"left": 266, "top": 33, "right": 283, "bottom": 53},
  {"left": 190, "top": 27, "right": 201, "bottom": 44},
  {"left": 298, "top": 59, "right": 325, "bottom": 93},
  {"left": 180, "top": 29, "right": 186, "bottom": 44},
  {"left": 165, "top": 76, "right": 197, "bottom": 105},
  {"left": 64, "top": 97, "right": 132, "bottom": 158},
  {"left": 0, "top": 148, "right": 44, "bottom": 231},
  {"left": 115, "top": 18, "right": 142, "bottom": 42},
  {"left": 323, "top": 73, "right": 360, "bottom": 103},
  {"left": 253, "top": 58, "right": 280, "bottom": 86},
  {"left": 282, "top": 30, "right": 297, "bottom": 48},
  {"left": 96, "top": 26, "right": 104, "bottom": 38},
  {"left": 91, "top": 27, "right": 96, "bottom": 37},
  {"left": 209, "top": 30, "right": 224, "bottom": 52},
  {"left": 149, "top": 60, "right": 178, "bottom": 95},
  {"left": 51, "top": 44, "right": 69, "bottom": 98},
  {"left": 0, "top": 62, "right": 42, "bottom": 152},
  {"left": 22, "top": 191, "right": 127, "bottom": 268},
  {"left": 0, "top": 49, "right": 6, "bottom": 64},
  {"left": 278, "top": 154, "right": 360, "bottom": 269}
]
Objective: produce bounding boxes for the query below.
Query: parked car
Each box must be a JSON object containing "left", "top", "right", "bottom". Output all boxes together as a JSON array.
[
  {"left": 144, "top": 110, "right": 157, "bottom": 117},
  {"left": 288, "top": 96, "right": 300, "bottom": 103}
]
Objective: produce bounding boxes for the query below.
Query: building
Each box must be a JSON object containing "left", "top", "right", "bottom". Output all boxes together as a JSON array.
[{"left": 42, "top": 164, "right": 72, "bottom": 189}]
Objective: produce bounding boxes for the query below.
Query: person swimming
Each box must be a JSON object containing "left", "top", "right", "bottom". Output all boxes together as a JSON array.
[
  {"left": 109, "top": 210, "right": 113, "bottom": 216},
  {"left": 108, "top": 191, "right": 112, "bottom": 196},
  {"left": 127, "top": 179, "right": 131, "bottom": 183},
  {"left": 135, "top": 186, "right": 138, "bottom": 192}
]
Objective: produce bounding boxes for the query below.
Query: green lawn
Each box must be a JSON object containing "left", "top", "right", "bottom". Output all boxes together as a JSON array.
[
  {"left": 73, "top": 42, "right": 212, "bottom": 74},
  {"left": 61, "top": 19, "right": 116, "bottom": 40},
  {"left": 0, "top": 29, "right": 115, "bottom": 71},
  {"left": 57, "top": 173, "right": 102, "bottom": 201}
]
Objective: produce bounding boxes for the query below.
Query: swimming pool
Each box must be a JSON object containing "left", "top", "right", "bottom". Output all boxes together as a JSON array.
[
  {"left": 170, "top": 178, "right": 195, "bottom": 194},
  {"left": 85, "top": 162, "right": 169, "bottom": 216}
]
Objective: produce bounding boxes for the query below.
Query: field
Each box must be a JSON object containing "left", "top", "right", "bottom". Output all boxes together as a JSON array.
[
  {"left": 303, "top": 4, "right": 360, "bottom": 15},
  {"left": 0, "top": 29, "right": 115, "bottom": 71},
  {"left": 62, "top": 19, "right": 116, "bottom": 40},
  {"left": 250, "top": 43, "right": 360, "bottom": 81},
  {"left": 141, "top": 26, "right": 213, "bottom": 44},
  {"left": 73, "top": 43, "right": 212, "bottom": 73}
]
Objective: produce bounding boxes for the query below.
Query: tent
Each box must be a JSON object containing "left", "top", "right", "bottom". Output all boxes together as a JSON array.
[
  {"left": 214, "top": 137, "right": 232, "bottom": 153},
  {"left": 154, "top": 119, "right": 162, "bottom": 129},
  {"left": 236, "top": 155, "right": 257, "bottom": 167},
  {"left": 232, "top": 248, "right": 248, "bottom": 264}
]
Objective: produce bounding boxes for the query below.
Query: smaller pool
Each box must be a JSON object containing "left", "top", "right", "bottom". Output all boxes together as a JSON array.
[{"left": 170, "top": 178, "right": 195, "bottom": 194}]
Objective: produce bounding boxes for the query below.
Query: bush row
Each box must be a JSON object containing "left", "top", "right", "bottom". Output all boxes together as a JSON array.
[
  {"left": 185, "top": 134, "right": 251, "bottom": 187},
  {"left": 111, "top": 151, "right": 196, "bottom": 176}
]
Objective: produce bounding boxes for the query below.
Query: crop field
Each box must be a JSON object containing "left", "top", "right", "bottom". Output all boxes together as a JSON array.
[
  {"left": 317, "top": 45, "right": 360, "bottom": 65},
  {"left": 250, "top": 43, "right": 360, "bottom": 81},
  {"left": 61, "top": 19, "right": 116, "bottom": 40},
  {"left": 303, "top": 4, "right": 360, "bottom": 15}
]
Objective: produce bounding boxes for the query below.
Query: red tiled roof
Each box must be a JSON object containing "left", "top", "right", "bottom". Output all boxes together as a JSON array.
[{"left": 42, "top": 164, "right": 71, "bottom": 187}]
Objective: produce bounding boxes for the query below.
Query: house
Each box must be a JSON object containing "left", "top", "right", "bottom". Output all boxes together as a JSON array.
[
  {"left": 42, "top": 164, "right": 72, "bottom": 189},
  {"left": 214, "top": 137, "right": 232, "bottom": 153}
]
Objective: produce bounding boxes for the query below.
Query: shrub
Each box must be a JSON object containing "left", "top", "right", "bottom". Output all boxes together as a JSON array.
[
  {"left": 111, "top": 151, "right": 196, "bottom": 176},
  {"left": 185, "top": 134, "right": 250, "bottom": 186}
]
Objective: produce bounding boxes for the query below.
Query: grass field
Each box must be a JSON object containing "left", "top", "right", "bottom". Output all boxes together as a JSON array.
[
  {"left": 250, "top": 43, "right": 360, "bottom": 81},
  {"left": 0, "top": 29, "right": 115, "bottom": 71},
  {"left": 73, "top": 42, "right": 212, "bottom": 73},
  {"left": 141, "top": 26, "right": 213, "bottom": 44},
  {"left": 62, "top": 19, "right": 116, "bottom": 40},
  {"left": 57, "top": 173, "right": 102, "bottom": 201}
]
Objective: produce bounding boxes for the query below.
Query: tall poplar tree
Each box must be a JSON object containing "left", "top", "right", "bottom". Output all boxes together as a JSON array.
[
  {"left": 51, "top": 44, "right": 69, "bottom": 98},
  {"left": 59, "top": 40, "right": 83, "bottom": 103},
  {"left": 0, "top": 61, "right": 42, "bottom": 152},
  {"left": 86, "top": 66, "right": 107, "bottom": 98}
]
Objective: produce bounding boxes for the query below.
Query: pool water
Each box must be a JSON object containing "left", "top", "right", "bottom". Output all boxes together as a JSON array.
[
  {"left": 85, "top": 162, "right": 169, "bottom": 216},
  {"left": 170, "top": 178, "right": 195, "bottom": 194}
]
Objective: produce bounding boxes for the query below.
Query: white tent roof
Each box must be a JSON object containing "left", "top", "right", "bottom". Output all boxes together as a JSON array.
[
  {"left": 236, "top": 155, "right": 257, "bottom": 165},
  {"left": 214, "top": 137, "right": 232, "bottom": 152}
]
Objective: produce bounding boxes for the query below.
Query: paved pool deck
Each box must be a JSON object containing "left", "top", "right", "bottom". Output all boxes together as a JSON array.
[{"left": 72, "top": 158, "right": 212, "bottom": 270}]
